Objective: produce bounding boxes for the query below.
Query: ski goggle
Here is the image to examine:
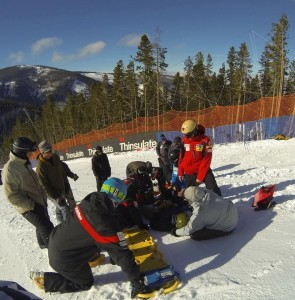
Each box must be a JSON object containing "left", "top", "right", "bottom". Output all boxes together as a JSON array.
[{"left": 101, "top": 183, "right": 126, "bottom": 203}]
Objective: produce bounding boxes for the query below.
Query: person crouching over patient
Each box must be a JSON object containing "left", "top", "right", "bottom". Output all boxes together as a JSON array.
[{"left": 171, "top": 186, "right": 238, "bottom": 240}]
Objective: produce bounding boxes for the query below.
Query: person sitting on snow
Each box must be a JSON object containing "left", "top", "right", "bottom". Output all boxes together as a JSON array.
[
  {"left": 30, "top": 177, "right": 151, "bottom": 298},
  {"left": 171, "top": 186, "right": 238, "bottom": 240}
]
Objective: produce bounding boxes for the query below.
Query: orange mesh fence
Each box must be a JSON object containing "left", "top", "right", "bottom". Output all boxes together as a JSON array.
[{"left": 51, "top": 94, "right": 295, "bottom": 152}]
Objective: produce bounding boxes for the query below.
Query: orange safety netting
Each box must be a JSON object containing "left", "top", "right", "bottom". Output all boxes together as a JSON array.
[{"left": 46, "top": 94, "right": 295, "bottom": 152}]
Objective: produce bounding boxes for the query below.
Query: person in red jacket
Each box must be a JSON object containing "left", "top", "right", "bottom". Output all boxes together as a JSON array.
[{"left": 178, "top": 120, "right": 222, "bottom": 196}]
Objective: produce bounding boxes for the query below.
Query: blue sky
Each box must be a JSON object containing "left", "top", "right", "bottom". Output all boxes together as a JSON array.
[{"left": 0, "top": 0, "right": 294, "bottom": 74}]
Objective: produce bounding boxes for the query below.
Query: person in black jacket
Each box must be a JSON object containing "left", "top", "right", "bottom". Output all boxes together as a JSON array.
[
  {"left": 91, "top": 145, "right": 111, "bottom": 191},
  {"left": 30, "top": 177, "right": 151, "bottom": 298},
  {"left": 156, "top": 134, "right": 172, "bottom": 184},
  {"left": 126, "top": 161, "right": 152, "bottom": 177}
]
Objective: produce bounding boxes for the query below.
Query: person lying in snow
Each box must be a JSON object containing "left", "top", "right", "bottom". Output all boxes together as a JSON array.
[
  {"left": 171, "top": 186, "right": 238, "bottom": 240},
  {"left": 30, "top": 177, "right": 151, "bottom": 298}
]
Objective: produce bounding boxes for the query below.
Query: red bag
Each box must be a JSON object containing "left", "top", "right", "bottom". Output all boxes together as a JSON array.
[{"left": 252, "top": 185, "right": 276, "bottom": 210}]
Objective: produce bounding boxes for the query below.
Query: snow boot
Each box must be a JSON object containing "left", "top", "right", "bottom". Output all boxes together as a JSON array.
[
  {"left": 88, "top": 253, "right": 105, "bottom": 268},
  {"left": 30, "top": 271, "right": 45, "bottom": 290}
]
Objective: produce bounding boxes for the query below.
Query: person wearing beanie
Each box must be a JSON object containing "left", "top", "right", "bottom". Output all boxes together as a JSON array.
[
  {"left": 36, "top": 140, "right": 76, "bottom": 224},
  {"left": 2, "top": 137, "right": 54, "bottom": 249},
  {"left": 91, "top": 145, "right": 111, "bottom": 191},
  {"left": 171, "top": 186, "right": 238, "bottom": 240}
]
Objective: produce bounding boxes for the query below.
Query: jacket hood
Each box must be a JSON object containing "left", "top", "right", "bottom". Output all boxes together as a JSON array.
[{"left": 80, "top": 192, "right": 116, "bottom": 217}]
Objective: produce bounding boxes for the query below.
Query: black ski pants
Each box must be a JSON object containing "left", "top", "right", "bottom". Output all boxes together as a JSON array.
[
  {"left": 44, "top": 266, "right": 93, "bottom": 293},
  {"left": 22, "top": 204, "right": 54, "bottom": 249},
  {"left": 184, "top": 169, "right": 222, "bottom": 196}
]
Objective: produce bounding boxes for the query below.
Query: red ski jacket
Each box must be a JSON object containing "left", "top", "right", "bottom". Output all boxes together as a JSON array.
[{"left": 178, "top": 134, "right": 212, "bottom": 182}]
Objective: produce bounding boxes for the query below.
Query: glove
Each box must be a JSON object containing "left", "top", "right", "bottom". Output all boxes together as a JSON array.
[
  {"left": 139, "top": 224, "right": 150, "bottom": 231},
  {"left": 73, "top": 174, "right": 79, "bottom": 181},
  {"left": 57, "top": 197, "right": 66, "bottom": 207},
  {"left": 171, "top": 227, "right": 180, "bottom": 237},
  {"left": 130, "top": 279, "right": 151, "bottom": 299}
]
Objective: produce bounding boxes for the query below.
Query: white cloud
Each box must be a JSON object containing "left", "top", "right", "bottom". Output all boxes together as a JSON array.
[
  {"left": 51, "top": 41, "right": 106, "bottom": 63},
  {"left": 31, "top": 37, "right": 63, "bottom": 55},
  {"left": 118, "top": 34, "right": 142, "bottom": 47},
  {"left": 8, "top": 51, "right": 24, "bottom": 63},
  {"left": 77, "top": 41, "right": 106, "bottom": 58},
  {"left": 51, "top": 51, "right": 66, "bottom": 62}
]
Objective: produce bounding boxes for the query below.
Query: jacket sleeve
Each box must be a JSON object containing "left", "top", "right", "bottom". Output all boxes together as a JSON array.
[
  {"left": 105, "top": 155, "right": 111, "bottom": 177},
  {"left": 3, "top": 169, "right": 35, "bottom": 213},
  {"left": 62, "top": 161, "right": 75, "bottom": 179},
  {"left": 91, "top": 156, "right": 99, "bottom": 176},
  {"left": 175, "top": 206, "right": 204, "bottom": 236},
  {"left": 156, "top": 142, "right": 161, "bottom": 156}
]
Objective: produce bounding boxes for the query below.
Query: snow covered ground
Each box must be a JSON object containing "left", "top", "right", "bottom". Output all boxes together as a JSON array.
[{"left": 1, "top": 138, "right": 295, "bottom": 300}]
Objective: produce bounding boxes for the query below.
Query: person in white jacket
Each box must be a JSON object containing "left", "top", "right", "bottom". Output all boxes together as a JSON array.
[{"left": 171, "top": 186, "right": 238, "bottom": 240}]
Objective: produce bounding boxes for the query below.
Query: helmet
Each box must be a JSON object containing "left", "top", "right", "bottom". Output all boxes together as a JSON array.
[
  {"left": 169, "top": 149, "right": 180, "bottom": 163},
  {"left": 145, "top": 161, "right": 152, "bottom": 174},
  {"left": 101, "top": 177, "right": 127, "bottom": 204},
  {"left": 12, "top": 137, "right": 37, "bottom": 156},
  {"left": 181, "top": 120, "right": 196, "bottom": 135},
  {"left": 175, "top": 212, "right": 189, "bottom": 229},
  {"left": 137, "top": 166, "right": 148, "bottom": 176}
]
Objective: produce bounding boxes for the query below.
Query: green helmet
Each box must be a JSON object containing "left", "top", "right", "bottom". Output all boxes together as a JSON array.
[{"left": 175, "top": 212, "right": 189, "bottom": 229}]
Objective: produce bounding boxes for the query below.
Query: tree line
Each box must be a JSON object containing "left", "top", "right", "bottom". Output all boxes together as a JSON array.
[{"left": 1, "top": 14, "right": 294, "bottom": 165}]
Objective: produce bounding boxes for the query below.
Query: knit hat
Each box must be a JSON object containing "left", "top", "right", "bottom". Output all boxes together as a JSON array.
[
  {"left": 96, "top": 145, "right": 102, "bottom": 152},
  {"left": 38, "top": 140, "right": 52, "bottom": 153},
  {"left": 184, "top": 186, "right": 206, "bottom": 203}
]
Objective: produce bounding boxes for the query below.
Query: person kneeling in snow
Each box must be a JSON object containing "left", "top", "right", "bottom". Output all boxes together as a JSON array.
[
  {"left": 30, "top": 177, "right": 151, "bottom": 298},
  {"left": 171, "top": 186, "right": 238, "bottom": 240}
]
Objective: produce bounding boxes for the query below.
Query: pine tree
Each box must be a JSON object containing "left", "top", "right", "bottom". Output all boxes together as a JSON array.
[
  {"left": 153, "top": 28, "right": 168, "bottom": 129},
  {"left": 125, "top": 59, "right": 140, "bottom": 122},
  {"left": 192, "top": 51, "right": 206, "bottom": 110},
  {"left": 183, "top": 56, "right": 195, "bottom": 112},
  {"left": 171, "top": 72, "right": 184, "bottom": 111},
  {"left": 112, "top": 60, "right": 127, "bottom": 124},
  {"left": 236, "top": 42, "right": 252, "bottom": 105},
  {"left": 135, "top": 34, "right": 156, "bottom": 127},
  {"left": 260, "top": 14, "right": 289, "bottom": 97},
  {"left": 226, "top": 46, "right": 238, "bottom": 105},
  {"left": 215, "top": 63, "right": 227, "bottom": 105},
  {"left": 285, "top": 60, "right": 295, "bottom": 94}
]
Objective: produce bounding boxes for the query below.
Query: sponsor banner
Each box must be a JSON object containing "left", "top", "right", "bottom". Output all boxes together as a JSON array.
[{"left": 56, "top": 132, "right": 159, "bottom": 161}]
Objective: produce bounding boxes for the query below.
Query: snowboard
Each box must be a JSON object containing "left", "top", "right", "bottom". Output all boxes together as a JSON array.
[{"left": 123, "top": 228, "right": 181, "bottom": 298}]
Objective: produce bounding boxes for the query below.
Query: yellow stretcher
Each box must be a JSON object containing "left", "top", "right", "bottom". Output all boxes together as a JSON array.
[{"left": 123, "top": 228, "right": 181, "bottom": 298}]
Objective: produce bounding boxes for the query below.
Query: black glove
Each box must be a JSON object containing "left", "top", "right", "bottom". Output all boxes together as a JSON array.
[
  {"left": 73, "top": 174, "right": 79, "bottom": 181},
  {"left": 139, "top": 224, "right": 150, "bottom": 231},
  {"left": 171, "top": 227, "right": 180, "bottom": 237},
  {"left": 130, "top": 279, "right": 151, "bottom": 299},
  {"left": 57, "top": 197, "right": 66, "bottom": 207}
]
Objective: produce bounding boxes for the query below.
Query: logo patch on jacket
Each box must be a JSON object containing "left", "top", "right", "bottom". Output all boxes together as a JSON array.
[{"left": 184, "top": 144, "right": 190, "bottom": 151}]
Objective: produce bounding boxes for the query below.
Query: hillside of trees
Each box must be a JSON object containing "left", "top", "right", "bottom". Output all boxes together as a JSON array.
[{"left": 1, "top": 14, "right": 294, "bottom": 165}]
